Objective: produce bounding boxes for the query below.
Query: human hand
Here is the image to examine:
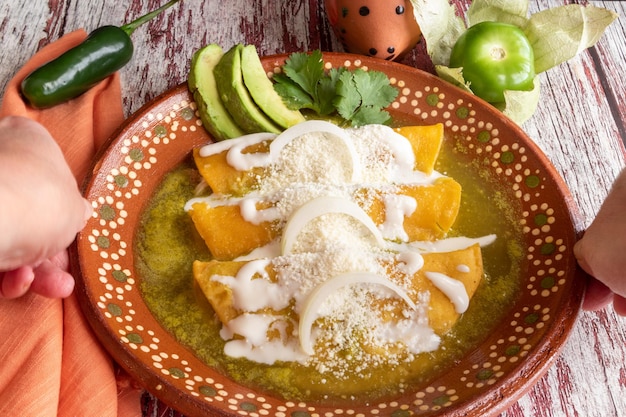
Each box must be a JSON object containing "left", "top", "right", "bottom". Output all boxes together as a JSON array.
[
  {"left": 0, "top": 116, "right": 92, "bottom": 298},
  {"left": 574, "top": 168, "right": 626, "bottom": 316},
  {"left": 0, "top": 252, "right": 75, "bottom": 299}
]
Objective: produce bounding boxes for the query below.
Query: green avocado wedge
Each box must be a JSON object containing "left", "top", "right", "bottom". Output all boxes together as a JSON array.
[
  {"left": 188, "top": 44, "right": 245, "bottom": 141},
  {"left": 213, "top": 44, "right": 282, "bottom": 134},
  {"left": 241, "top": 45, "right": 305, "bottom": 129}
]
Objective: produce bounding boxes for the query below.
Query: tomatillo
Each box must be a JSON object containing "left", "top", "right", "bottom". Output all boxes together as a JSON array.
[{"left": 449, "top": 21, "right": 535, "bottom": 104}]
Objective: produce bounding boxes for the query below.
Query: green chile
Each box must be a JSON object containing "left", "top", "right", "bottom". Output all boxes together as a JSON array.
[{"left": 20, "top": 0, "right": 179, "bottom": 108}]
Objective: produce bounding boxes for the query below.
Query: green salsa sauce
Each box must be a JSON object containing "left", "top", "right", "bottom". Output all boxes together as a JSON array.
[{"left": 135, "top": 133, "right": 523, "bottom": 405}]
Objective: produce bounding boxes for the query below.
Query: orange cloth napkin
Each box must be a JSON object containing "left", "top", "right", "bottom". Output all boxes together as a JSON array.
[{"left": 0, "top": 30, "right": 142, "bottom": 417}]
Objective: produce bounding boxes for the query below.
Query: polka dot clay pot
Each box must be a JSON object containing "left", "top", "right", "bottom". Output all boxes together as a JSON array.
[{"left": 325, "top": 0, "right": 422, "bottom": 60}]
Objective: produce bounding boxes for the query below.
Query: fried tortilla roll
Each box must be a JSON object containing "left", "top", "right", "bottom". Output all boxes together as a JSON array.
[
  {"left": 193, "top": 124, "right": 444, "bottom": 196},
  {"left": 192, "top": 141, "right": 268, "bottom": 196},
  {"left": 362, "top": 177, "right": 462, "bottom": 242},
  {"left": 187, "top": 200, "right": 280, "bottom": 260},
  {"left": 192, "top": 242, "right": 483, "bottom": 353},
  {"left": 188, "top": 177, "right": 461, "bottom": 260},
  {"left": 393, "top": 124, "right": 444, "bottom": 175}
]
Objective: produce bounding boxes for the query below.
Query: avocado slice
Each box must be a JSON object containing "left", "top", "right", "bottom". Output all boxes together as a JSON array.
[
  {"left": 240, "top": 45, "right": 305, "bottom": 129},
  {"left": 188, "top": 44, "right": 245, "bottom": 141},
  {"left": 214, "top": 44, "right": 281, "bottom": 134}
]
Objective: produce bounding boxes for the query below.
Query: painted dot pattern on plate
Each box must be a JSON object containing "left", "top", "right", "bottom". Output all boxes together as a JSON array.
[{"left": 76, "top": 56, "right": 582, "bottom": 417}]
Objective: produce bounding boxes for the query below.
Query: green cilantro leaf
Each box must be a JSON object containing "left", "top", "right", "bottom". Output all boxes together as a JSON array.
[
  {"left": 334, "top": 69, "right": 398, "bottom": 126},
  {"left": 282, "top": 50, "right": 324, "bottom": 98},
  {"left": 316, "top": 67, "right": 345, "bottom": 115},
  {"left": 355, "top": 69, "right": 398, "bottom": 109},
  {"left": 272, "top": 73, "right": 316, "bottom": 111},
  {"left": 352, "top": 105, "right": 393, "bottom": 127},
  {"left": 273, "top": 50, "right": 398, "bottom": 126},
  {"left": 334, "top": 70, "right": 361, "bottom": 121}
]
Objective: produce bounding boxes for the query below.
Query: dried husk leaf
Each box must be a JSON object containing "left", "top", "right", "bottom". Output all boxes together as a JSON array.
[{"left": 410, "top": 0, "right": 617, "bottom": 124}]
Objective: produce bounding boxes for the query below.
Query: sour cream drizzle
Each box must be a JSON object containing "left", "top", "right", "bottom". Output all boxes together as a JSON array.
[
  {"left": 211, "top": 259, "right": 290, "bottom": 312},
  {"left": 225, "top": 132, "right": 277, "bottom": 170},
  {"left": 424, "top": 271, "right": 470, "bottom": 314},
  {"left": 379, "top": 193, "right": 418, "bottom": 242},
  {"left": 239, "top": 198, "right": 281, "bottom": 225},
  {"left": 220, "top": 313, "right": 308, "bottom": 364},
  {"left": 199, "top": 132, "right": 274, "bottom": 159}
]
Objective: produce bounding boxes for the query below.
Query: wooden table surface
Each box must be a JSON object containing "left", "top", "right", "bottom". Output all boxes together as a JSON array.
[{"left": 1, "top": 1, "right": 625, "bottom": 416}]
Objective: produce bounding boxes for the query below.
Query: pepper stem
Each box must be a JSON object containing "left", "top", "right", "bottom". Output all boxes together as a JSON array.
[{"left": 120, "top": 0, "right": 180, "bottom": 37}]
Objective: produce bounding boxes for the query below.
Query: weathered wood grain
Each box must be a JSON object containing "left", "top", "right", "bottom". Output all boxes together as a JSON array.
[
  {"left": 0, "top": 1, "right": 624, "bottom": 416},
  {"left": 592, "top": 1, "right": 626, "bottom": 149}
]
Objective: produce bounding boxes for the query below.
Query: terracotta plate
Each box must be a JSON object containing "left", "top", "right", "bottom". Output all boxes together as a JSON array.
[{"left": 72, "top": 53, "right": 584, "bottom": 417}]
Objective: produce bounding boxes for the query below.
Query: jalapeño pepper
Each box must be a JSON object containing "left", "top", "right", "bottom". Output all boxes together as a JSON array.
[{"left": 20, "top": 0, "right": 180, "bottom": 108}]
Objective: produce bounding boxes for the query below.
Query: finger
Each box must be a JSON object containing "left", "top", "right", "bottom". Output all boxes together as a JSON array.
[
  {"left": 582, "top": 278, "right": 614, "bottom": 311},
  {"left": 573, "top": 240, "right": 593, "bottom": 276},
  {"left": 30, "top": 260, "right": 75, "bottom": 299},
  {"left": 47, "top": 250, "right": 70, "bottom": 271},
  {"left": 613, "top": 295, "right": 626, "bottom": 317},
  {"left": 0, "top": 266, "right": 35, "bottom": 298}
]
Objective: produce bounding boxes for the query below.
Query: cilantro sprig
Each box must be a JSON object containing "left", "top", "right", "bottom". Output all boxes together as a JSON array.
[{"left": 273, "top": 50, "right": 398, "bottom": 127}]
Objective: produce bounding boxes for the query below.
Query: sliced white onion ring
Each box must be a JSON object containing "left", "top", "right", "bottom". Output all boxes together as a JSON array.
[
  {"left": 403, "top": 234, "right": 497, "bottom": 253},
  {"left": 281, "top": 196, "right": 385, "bottom": 255},
  {"left": 298, "top": 272, "right": 417, "bottom": 355},
  {"left": 269, "top": 120, "right": 361, "bottom": 182}
]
